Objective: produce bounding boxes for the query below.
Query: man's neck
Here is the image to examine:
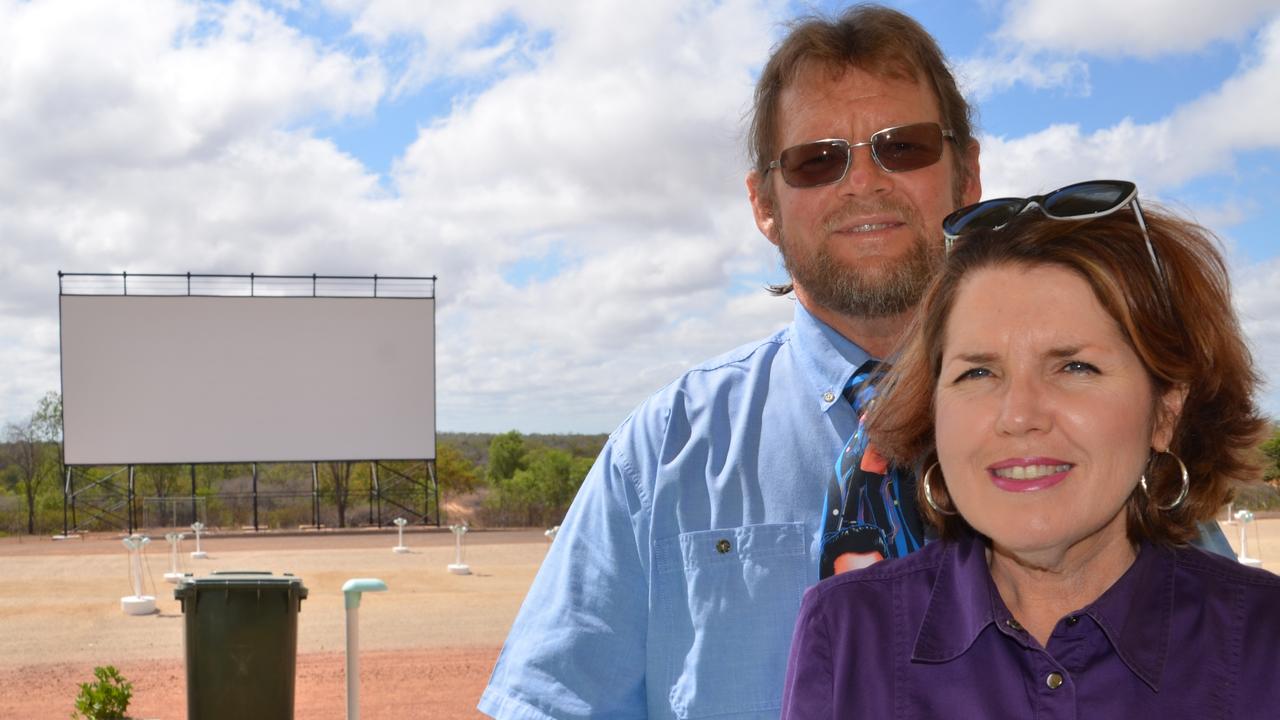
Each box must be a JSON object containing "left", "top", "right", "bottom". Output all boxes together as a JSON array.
[{"left": 797, "top": 293, "right": 914, "bottom": 359}]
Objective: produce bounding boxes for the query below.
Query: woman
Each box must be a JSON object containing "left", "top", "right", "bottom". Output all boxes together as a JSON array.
[{"left": 781, "top": 181, "right": 1279, "bottom": 718}]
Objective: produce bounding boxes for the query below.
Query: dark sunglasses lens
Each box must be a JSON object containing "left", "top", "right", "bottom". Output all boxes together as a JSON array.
[
  {"left": 944, "top": 199, "right": 1024, "bottom": 235},
  {"left": 779, "top": 141, "right": 849, "bottom": 187},
  {"left": 872, "top": 123, "right": 944, "bottom": 172},
  {"left": 1042, "top": 181, "right": 1133, "bottom": 217}
]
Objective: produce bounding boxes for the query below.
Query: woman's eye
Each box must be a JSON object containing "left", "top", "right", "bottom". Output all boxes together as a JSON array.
[
  {"left": 1063, "top": 360, "right": 1100, "bottom": 374},
  {"left": 954, "top": 367, "right": 991, "bottom": 382}
]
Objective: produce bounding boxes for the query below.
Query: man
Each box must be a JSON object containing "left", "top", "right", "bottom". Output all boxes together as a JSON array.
[
  {"left": 481, "top": 9, "right": 972, "bottom": 719},
  {"left": 480, "top": 6, "right": 1227, "bottom": 719}
]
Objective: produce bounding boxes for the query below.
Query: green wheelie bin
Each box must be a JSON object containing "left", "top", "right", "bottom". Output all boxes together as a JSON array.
[{"left": 175, "top": 571, "right": 308, "bottom": 720}]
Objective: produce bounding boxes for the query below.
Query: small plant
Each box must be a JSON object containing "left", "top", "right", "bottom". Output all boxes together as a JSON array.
[{"left": 71, "top": 665, "right": 133, "bottom": 720}]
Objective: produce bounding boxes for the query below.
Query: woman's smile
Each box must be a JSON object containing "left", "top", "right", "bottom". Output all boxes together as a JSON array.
[{"left": 986, "top": 457, "right": 1073, "bottom": 492}]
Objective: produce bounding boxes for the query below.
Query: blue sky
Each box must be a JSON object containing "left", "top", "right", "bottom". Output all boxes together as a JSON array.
[{"left": 1, "top": 0, "right": 1277, "bottom": 434}]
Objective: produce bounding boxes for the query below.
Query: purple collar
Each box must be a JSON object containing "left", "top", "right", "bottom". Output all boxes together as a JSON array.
[{"left": 910, "top": 530, "right": 1174, "bottom": 691}]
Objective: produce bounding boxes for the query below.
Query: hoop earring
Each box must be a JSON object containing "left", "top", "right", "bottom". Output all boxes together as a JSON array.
[
  {"left": 922, "top": 462, "right": 958, "bottom": 517},
  {"left": 1139, "top": 449, "right": 1190, "bottom": 511}
]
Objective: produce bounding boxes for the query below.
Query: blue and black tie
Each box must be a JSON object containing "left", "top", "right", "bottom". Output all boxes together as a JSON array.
[{"left": 819, "top": 360, "right": 925, "bottom": 578}]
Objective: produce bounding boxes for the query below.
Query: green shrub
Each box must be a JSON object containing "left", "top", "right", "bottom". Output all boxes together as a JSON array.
[
  {"left": 1233, "top": 482, "right": 1280, "bottom": 512},
  {"left": 71, "top": 665, "right": 132, "bottom": 720}
]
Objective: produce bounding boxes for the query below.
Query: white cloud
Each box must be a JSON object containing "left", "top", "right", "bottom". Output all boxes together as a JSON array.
[
  {"left": 390, "top": 0, "right": 769, "bottom": 231},
  {"left": 0, "top": 0, "right": 383, "bottom": 183},
  {"left": 958, "top": 2, "right": 1280, "bottom": 99},
  {"left": 1235, "top": 258, "right": 1280, "bottom": 419},
  {"left": 0, "top": 0, "right": 391, "bottom": 421},
  {"left": 0, "top": 0, "right": 791, "bottom": 432},
  {"left": 4, "top": 0, "right": 1273, "bottom": 435},
  {"left": 979, "top": 15, "right": 1280, "bottom": 196},
  {"left": 325, "top": 0, "right": 553, "bottom": 94},
  {"left": 1000, "top": 0, "right": 1278, "bottom": 58},
  {"left": 956, "top": 52, "right": 1089, "bottom": 101},
  {"left": 370, "top": 0, "right": 790, "bottom": 429}
]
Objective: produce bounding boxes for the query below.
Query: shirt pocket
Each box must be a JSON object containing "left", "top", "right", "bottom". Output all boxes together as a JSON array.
[{"left": 653, "top": 522, "right": 809, "bottom": 719}]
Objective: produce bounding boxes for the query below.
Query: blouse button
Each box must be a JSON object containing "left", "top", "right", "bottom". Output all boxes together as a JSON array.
[
  {"left": 1046, "top": 672, "right": 1064, "bottom": 690},
  {"left": 1066, "top": 615, "right": 1080, "bottom": 626},
  {"left": 715, "top": 539, "right": 732, "bottom": 554},
  {"left": 1005, "top": 618, "right": 1023, "bottom": 631}
]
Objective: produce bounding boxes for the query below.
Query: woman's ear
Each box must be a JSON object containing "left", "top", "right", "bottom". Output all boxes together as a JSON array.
[{"left": 1152, "top": 383, "right": 1189, "bottom": 450}]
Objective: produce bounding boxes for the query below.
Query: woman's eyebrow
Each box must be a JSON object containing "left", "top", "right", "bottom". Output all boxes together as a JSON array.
[
  {"left": 951, "top": 351, "right": 998, "bottom": 364},
  {"left": 1046, "top": 345, "right": 1085, "bottom": 359}
]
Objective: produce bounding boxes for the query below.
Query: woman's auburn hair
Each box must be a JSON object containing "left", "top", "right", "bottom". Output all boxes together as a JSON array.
[{"left": 868, "top": 206, "right": 1267, "bottom": 545}]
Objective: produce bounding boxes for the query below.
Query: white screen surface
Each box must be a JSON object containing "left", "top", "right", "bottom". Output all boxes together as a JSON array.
[{"left": 60, "top": 295, "right": 435, "bottom": 465}]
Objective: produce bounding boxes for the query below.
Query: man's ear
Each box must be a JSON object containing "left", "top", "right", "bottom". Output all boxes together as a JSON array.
[
  {"left": 959, "top": 139, "right": 981, "bottom": 207},
  {"left": 1152, "top": 382, "right": 1189, "bottom": 451},
  {"left": 747, "top": 170, "right": 780, "bottom": 246}
]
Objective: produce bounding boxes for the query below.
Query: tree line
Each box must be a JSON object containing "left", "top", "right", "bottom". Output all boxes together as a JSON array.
[
  {"left": 3, "top": 391, "right": 1277, "bottom": 535},
  {"left": 0, "top": 391, "right": 607, "bottom": 535}
]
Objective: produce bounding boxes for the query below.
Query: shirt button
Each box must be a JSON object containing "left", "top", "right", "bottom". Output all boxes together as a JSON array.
[
  {"left": 1066, "top": 615, "right": 1080, "bottom": 626},
  {"left": 715, "top": 539, "right": 731, "bottom": 554},
  {"left": 823, "top": 391, "right": 836, "bottom": 403},
  {"left": 1046, "top": 672, "right": 1064, "bottom": 690},
  {"left": 1005, "top": 618, "right": 1023, "bottom": 631}
]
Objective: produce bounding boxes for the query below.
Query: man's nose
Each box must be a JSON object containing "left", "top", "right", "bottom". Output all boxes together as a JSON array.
[{"left": 836, "top": 142, "right": 892, "bottom": 196}]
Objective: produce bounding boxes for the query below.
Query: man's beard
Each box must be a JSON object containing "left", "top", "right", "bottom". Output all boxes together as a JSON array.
[{"left": 776, "top": 200, "right": 943, "bottom": 319}]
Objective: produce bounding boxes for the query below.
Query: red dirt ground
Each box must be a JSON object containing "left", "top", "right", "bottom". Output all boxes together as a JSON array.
[
  {"left": 4, "top": 520, "right": 1274, "bottom": 718},
  {"left": 0, "top": 648, "right": 498, "bottom": 719},
  {"left": 0, "top": 527, "right": 545, "bottom": 719}
]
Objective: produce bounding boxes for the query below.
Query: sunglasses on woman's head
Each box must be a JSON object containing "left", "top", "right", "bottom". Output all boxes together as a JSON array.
[
  {"left": 765, "top": 122, "right": 956, "bottom": 188},
  {"left": 941, "top": 179, "right": 1165, "bottom": 284}
]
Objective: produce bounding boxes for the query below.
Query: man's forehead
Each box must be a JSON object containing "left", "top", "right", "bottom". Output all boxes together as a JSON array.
[
  {"left": 776, "top": 61, "right": 939, "bottom": 128},
  {"left": 788, "top": 57, "right": 923, "bottom": 94}
]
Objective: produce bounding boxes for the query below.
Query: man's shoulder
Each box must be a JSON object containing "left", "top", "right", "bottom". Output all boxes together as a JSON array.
[
  {"left": 672, "top": 324, "right": 795, "bottom": 384},
  {"left": 617, "top": 325, "right": 795, "bottom": 425}
]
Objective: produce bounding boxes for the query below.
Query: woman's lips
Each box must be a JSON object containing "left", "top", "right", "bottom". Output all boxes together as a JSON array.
[{"left": 986, "top": 458, "right": 1073, "bottom": 493}]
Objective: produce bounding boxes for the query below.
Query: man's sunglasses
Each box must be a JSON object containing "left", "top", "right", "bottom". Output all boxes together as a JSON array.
[
  {"left": 765, "top": 122, "right": 956, "bottom": 188},
  {"left": 941, "top": 179, "right": 1164, "bottom": 282}
]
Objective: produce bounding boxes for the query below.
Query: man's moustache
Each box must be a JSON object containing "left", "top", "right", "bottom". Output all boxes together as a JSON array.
[{"left": 821, "top": 200, "right": 919, "bottom": 234}]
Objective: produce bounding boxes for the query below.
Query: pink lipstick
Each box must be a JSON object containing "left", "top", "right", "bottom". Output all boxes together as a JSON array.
[{"left": 986, "top": 457, "right": 1072, "bottom": 493}]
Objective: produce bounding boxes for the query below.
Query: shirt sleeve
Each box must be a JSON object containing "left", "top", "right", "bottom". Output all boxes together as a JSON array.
[
  {"left": 478, "top": 432, "right": 651, "bottom": 720},
  {"left": 781, "top": 586, "right": 835, "bottom": 720}
]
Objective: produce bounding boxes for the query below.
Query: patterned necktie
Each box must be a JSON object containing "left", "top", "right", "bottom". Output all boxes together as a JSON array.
[{"left": 819, "top": 360, "right": 925, "bottom": 578}]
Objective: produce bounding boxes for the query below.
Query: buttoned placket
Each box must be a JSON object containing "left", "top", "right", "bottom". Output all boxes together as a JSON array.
[{"left": 995, "top": 612, "right": 1078, "bottom": 720}]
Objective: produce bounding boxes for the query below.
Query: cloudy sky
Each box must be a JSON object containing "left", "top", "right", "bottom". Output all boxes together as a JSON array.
[{"left": 2, "top": 0, "right": 1278, "bottom": 435}]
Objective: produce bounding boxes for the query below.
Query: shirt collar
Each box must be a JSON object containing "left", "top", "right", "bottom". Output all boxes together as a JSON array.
[
  {"left": 911, "top": 531, "right": 1175, "bottom": 692},
  {"left": 911, "top": 531, "right": 998, "bottom": 663},
  {"left": 788, "top": 300, "right": 872, "bottom": 413},
  {"left": 1080, "top": 540, "right": 1174, "bottom": 691}
]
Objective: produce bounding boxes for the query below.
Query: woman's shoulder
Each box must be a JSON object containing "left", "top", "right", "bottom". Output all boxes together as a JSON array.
[
  {"left": 1169, "top": 545, "right": 1280, "bottom": 701},
  {"left": 1169, "top": 543, "right": 1280, "bottom": 627},
  {"left": 1171, "top": 543, "right": 1280, "bottom": 590}
]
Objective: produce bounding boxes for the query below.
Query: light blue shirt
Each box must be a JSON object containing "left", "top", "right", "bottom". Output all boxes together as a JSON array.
[
  {"left": 480, "top": 302, "right": 867, "bottom": 719},
  {"left": 478, "top": 301, "right": 1235, "bottom": 720}
]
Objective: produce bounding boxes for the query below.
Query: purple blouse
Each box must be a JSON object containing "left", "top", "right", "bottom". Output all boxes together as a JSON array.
[{"left": 782, "top": 529, "right": 1280, "bottom": 719}]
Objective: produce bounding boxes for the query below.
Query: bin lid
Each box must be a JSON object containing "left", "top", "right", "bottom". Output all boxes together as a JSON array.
[{"left": 175, "top": 571, "right": 307, "bottom": 599}]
